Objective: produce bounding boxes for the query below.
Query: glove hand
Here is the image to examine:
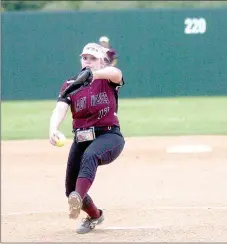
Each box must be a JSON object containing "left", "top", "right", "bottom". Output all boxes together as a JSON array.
[
  {"left": 60, "top": 67, "right": 93, "bottom": 99},
  {"left": 81, "top": 67, "right": 93, "bottom": 85},
  {"left": 49, "top": 130, "right": 65, "bottom": 146}
]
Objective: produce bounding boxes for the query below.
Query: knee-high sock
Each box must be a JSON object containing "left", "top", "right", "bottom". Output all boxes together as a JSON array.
[
  {"left": 82, "top": 194, "right": 100, "bottom": 218},
  {"left": 76, "top": 177, "right": 92, "bottom": 200}
]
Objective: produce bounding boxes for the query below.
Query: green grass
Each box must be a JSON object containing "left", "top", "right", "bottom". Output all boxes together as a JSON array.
[{"left": 2, "top": 96, "right": 227, "bottom": 140}]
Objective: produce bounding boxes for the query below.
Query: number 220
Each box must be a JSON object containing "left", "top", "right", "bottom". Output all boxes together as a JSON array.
[{"left": 184, "top": 18, "right": 206, "bottom": 34}]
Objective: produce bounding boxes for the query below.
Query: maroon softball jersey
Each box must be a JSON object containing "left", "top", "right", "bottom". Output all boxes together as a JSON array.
[{"left": 58, "top": 78, "right": 124, "bottom": 129}]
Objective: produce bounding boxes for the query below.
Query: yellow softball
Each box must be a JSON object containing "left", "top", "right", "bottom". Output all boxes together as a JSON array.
[{"left": 55, "top": 133, "right": 66, "bottom": 147}]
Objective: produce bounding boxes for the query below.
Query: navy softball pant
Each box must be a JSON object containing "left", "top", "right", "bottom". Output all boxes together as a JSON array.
[{"left": 65, "top": 127, "right": 125, "bottom": 198}]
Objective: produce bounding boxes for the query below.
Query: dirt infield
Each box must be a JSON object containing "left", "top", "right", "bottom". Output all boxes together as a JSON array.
[{"left": 2, "top": 136, "right": 227, "bottom": 242}]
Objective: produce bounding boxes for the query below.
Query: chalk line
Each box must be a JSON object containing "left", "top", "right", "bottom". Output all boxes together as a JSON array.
[{"left": 100, "top": 225, "right": 162, "bottom": 230}]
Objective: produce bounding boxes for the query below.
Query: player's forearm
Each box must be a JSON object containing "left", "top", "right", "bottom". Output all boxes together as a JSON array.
[
  {"left": 49, "top": 102, "right": 69, "bottom": 135},
  {"left": 93, "top": 67, "right": 122, "bottom": 84}
]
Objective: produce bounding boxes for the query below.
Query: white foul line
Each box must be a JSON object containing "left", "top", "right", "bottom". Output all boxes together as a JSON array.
[
  {"left": 1, "top": 206, "right": 227, "bottom": 217},
  {"left": 102, "top": 225, "right": 162, "bottom": 230}
]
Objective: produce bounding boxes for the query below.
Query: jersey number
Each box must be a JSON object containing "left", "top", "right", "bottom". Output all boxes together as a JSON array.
[{"left": 98, "top": 107, "right": 110, "bottom": 119}]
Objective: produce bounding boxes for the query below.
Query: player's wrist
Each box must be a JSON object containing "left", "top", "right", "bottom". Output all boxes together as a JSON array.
[
  {"left": 49, "top": 126, "right": 58, "bottom": 136},
  {"left": 92, "top": 71, "right": 98, "bottom": 80}
]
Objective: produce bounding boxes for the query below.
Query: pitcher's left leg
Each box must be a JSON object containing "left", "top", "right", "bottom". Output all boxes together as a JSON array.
[
  {"left": 76, "top": 194, "right": 104, "bottom": 234},
  {"left": 74, "top": 132, "right": 125, "bottom": 233}
]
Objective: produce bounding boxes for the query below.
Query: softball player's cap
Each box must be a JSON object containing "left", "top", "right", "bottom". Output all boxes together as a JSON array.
[
  {"left": 99, "top": 36, "right": 109, "bottom": 43},
  {"left": 80, "top": 43, "right": 107, "bottom": 59}
]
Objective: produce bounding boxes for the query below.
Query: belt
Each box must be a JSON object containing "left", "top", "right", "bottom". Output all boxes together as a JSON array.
[{"left": 73, "top": 125, "right": 119, "bottom": 133}]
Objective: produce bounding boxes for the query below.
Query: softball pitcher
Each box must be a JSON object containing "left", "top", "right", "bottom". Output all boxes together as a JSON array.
[{"left": 49, "top": 43, "right": 125, "bottom": 234}]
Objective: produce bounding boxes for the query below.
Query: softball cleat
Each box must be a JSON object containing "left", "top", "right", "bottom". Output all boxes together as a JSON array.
[
  {"left": 76, "top": 209, "right": 104, "bottom": 234},
  {"left": 68, "top": 191, "right": 82, "bottom": 220}
]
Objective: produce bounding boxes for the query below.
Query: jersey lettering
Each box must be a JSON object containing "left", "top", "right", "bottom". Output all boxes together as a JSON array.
[
  {"left": 91, "top": 92, "right": 109, "bottom": 106},
  {"left": 75, "top": 97, "right": 87, "bottom": 112}
]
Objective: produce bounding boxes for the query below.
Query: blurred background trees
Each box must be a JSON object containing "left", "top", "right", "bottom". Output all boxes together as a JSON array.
[{"left": 1, "top": 1, "right": 227, "bottom": 12}]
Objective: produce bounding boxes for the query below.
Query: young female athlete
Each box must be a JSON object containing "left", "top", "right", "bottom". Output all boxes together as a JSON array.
[{"left": 49, "top": 43, "right": 125, "bottom": 234}]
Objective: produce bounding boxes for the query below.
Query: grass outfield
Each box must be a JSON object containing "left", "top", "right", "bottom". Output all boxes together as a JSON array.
[{"left": 2, "top": 96, "right": 227, "bottom": 140}]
